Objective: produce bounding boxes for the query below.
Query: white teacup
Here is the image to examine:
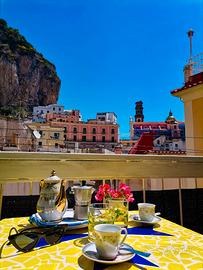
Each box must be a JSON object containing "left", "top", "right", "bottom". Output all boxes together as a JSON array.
[
  {"left": 138, "top": 203, "right": 155, "bottom": 222},
  {"left": 94, "top": 224, "right": 128, "bottom": 260}
]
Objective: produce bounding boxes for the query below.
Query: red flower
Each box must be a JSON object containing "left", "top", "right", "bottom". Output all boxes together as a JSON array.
[
  {"left": 119, "top": 183, "right": 130, "bottom": 193},
  {"left": 95, "top": 192, "right": 104, "bottom": 201},
  {"left": 110, "top": 190, "right": 122, "bottom": 199},
  {"left": 95, "top": 183, "right": 135, "bottom": 203}
]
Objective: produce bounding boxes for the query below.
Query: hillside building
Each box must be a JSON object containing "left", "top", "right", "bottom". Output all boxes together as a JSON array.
[{"left": 32, "top": 104, "right": 64, "bottom": 123}]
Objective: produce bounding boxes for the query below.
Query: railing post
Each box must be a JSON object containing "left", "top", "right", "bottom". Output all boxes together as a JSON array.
[
  {"left": 161, "top": 178, "right": 164, "bottom": 190},
  {"left": 0, "top": 184, "right": 3, "bottom": 219},
  {"left": 178, "top": 178, "right": 183, "bottom": 226},
  {"left": 29, "top": 181, "right": 33, "bottom": 196},
  {"left": 142, "top": 178, "right": 146, "bottom": 203}
]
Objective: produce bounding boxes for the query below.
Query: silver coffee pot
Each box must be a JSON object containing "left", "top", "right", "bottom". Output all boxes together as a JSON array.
[
  {"left": 72, "top": 181, "right": 94, "bottom": 220},
  {"left": 37, "top": 170, "right": 67, "bottom": 223}
]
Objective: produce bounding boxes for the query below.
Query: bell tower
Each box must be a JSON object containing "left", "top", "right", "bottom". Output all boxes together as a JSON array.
[{"left": 135, "top": 101, "right": 144, "bottom": 122}]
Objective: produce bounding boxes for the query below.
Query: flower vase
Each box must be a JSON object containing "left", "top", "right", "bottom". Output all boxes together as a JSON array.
[{"left": 108, "top": 199, "right": 129, "bottom": 227}]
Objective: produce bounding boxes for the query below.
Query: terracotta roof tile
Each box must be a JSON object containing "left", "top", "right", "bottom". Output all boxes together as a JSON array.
[{"left": 171, "top": 72, "right": 203, "bottom": 94}]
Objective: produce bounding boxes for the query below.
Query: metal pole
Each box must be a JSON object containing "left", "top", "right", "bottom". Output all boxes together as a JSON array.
[{"left": 187, "top": 29, "right": 194, "bottom": 63}]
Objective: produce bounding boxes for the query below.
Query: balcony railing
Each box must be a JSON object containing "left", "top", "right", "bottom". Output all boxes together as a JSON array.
[
  {"left": 0, "top": 152, "right": 203, "bottom": 232},
  {"left": 191, "top": 52, "right": 203, "bottom": 75}
]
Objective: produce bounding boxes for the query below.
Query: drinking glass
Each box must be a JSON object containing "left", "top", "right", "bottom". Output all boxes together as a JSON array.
[
  {"left": 88, "top": 203, "right": 114, "bottom": 241},
  {"left": 108, "top": 199, "right": 129, "bottom": 227}
]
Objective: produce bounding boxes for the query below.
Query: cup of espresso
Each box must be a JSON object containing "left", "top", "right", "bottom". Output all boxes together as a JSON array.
[
  {"left": 94, "top": 224, "right": 128, "bottom": 260},
  {"left": 138, "top": 203, "right": 155, "bottom": 222}
]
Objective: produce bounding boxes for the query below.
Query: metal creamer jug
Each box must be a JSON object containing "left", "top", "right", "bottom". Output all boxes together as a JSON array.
[{"left": 37, "top": 170, "right": 67, "bottom": 223}]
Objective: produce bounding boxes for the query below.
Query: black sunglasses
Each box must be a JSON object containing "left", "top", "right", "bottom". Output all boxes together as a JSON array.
[{"left": 0, "top": 226, "right": 65, "bottom": 258}]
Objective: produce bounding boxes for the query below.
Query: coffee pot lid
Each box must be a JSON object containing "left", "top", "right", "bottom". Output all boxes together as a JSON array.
[{"left": 46, "top": 170, "right": 61, "bottom": 181}]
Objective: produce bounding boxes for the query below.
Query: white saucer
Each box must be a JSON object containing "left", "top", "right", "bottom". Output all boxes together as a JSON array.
[
  {"left": 29, "top": 209, "right": 88, "bottom": 230},
  {"left": 130, "top": 214, "right": 161, "bottom": 226},
  {"left": 82, "top": 243, "right": 135, "bottom": 264}
]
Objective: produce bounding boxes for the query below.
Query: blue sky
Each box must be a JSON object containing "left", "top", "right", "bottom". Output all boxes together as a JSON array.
[{"left": 1, "top": 0, "right": 203, "bottom": 138}]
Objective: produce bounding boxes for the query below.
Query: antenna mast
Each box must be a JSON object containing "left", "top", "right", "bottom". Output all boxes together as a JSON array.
[{"left": 187, "top": 29, "right": 194, "bottom": 63}]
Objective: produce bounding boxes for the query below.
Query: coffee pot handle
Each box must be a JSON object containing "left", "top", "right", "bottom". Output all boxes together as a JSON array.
[{"left": 55, "top": 179, "right": 67, "bottom": 212}]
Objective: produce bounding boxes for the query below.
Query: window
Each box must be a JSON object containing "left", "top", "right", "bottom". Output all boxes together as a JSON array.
[
  {"left": 53, "top": 107, "right": 55, "bottom": 111},
  {"left": 111, "top": 136, "right": 115, "bottom": 142},
  {"left": 83, "top": 128, "right": 87, "bottom": 134},
  {"left": 54, "top": 133, "right": 59, "bottom": 139},
  {"left": 38, "top": 142, "right": 42, "bottom": 147},
  {"left": 82, "top": 136, "right": 86, "bottom": 142},
  {"left": 92, "top": 136, "right": 96, "bottom": 142},
  {"left": 92, "top": 128, "right": 96, "bottom": 134},
  {"left": 175, "top": 143, "right": 178, "bottom": 148},
  {"left": 73, "top": 127, "right": 77, "bottom": 133},
  {"left": 59, "top": 108, "right": 61, "bottom": 111},
  {"left": 55, "top": 143, "right": 58, "bottom": 148},
  {"left": 102, "top": 128, "right": 106, "bottom": 134},
  {"left": 165, "top": 143, "right": 169, "bottom": 151},
  {"left": 102, "top": 136, "right": 105, "bottom": 142},
  {"left": 111, "top": 129, "right": 115, "bottom": 134},
  {"left": 73, "top": 135, "right": 77, "bottom": 141},
  {"left": 47, "top": 111, "right": 49, "bottom": 113}
]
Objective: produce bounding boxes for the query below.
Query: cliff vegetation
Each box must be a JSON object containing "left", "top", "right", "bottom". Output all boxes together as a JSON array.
[{"left": 0, "top": 18, "right": 61, "bottom": 118}]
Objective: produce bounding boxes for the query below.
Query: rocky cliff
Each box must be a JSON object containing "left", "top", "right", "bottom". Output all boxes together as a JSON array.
[{"left": 0, "top": 19, "right": 60, "bottom": 115}]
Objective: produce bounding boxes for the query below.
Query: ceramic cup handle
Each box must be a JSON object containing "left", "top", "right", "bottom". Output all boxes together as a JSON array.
[{"left": 120, "top": 227, "right": 128, "bottom": 246}]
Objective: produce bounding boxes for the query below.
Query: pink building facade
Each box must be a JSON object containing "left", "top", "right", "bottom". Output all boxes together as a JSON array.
[
  {"left": 50, "top": 120, "right": 118, "bottom": 143},
  {"left": 47, "top": 111, "right": 119, "bottom": 152}
]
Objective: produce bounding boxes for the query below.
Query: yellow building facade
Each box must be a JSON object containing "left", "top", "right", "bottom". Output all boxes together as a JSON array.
[
  {"left": 172, "top": 72, "right": 203, "bottom": 156},
  {"left": 172, "top": 72, "right": 203, "bottom": 188},
  {"left": 28, "top": 123, "right": 65, "bottom": 152}
]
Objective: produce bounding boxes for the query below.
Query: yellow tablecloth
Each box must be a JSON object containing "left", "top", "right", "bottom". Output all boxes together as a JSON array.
[{"left": 0, "top": 212, "right": 203, "bottom": 270}]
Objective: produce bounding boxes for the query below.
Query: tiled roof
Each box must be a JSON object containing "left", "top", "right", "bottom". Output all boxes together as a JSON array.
[
  {"left": 171, "top": 72, "right": 203, "bottom": 94},
  {"left": 134, "top": 122, "right": 167, "bottom": 125},
  {"left": 133, "top": 121, "right": 184, "bottom": 126}
]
